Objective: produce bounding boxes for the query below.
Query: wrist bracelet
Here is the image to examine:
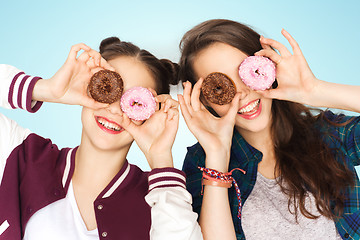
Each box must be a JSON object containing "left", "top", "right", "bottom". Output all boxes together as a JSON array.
[
  {"left": 198, "top": 166, "right": 246, "bottom": 219},
  {"left": 202, "top": 178, "right": 232, "bottom": 188}
]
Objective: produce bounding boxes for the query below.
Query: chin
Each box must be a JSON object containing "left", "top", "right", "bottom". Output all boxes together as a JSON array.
[
  {"left": 236, "top": 114, "right": 271, "bottom": 134},
  {"left": 94, "top": 137, "right": 133, "bottom": 151},
  {"left": 82, "top": 128, "right": 134, "bottom": 152}
]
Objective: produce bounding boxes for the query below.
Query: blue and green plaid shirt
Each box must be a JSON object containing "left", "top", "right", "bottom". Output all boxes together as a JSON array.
[{"left": 182, "top": 111, "right": 360, "bottom": 239}]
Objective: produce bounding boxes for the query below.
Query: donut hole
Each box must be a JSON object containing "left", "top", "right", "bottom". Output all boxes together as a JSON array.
[
  {"left": 214, "top": 85, "right": 223, "bottom": 95},
  {"left": 255, "top": 69, "right": 265, "bottom": 77},
  {"left": 99, "top": 79, "right": 112, "bottom": 93},
  {"left": 131, "top": 101, "right": 143, "bottom": 107}
]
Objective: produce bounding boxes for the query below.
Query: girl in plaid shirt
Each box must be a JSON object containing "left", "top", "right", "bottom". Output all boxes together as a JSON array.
[{"left": 178, "top": 19, "right": 360, "bottom": 239}]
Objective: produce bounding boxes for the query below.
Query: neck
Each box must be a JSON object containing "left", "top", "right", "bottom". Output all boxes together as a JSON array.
[
  {"left": 237, "top": 125, "right": 278, "bottom": 178},
  {"left": 237, "top": 124, "right": 272, "bottom": 152},
  {"left": 73, "top": 138, "right": 131, "bottom": 192}
]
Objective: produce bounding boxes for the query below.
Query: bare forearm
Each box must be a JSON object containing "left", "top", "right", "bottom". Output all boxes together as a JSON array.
[
  {"left": 306, "top": 79, "right": 360, "bottom": 113},
  {"left": 199, "top": 153, "right": 236, "bottom": 240},
  {"left": 199, "top": 186, "right": 236, "bottom": 240}
]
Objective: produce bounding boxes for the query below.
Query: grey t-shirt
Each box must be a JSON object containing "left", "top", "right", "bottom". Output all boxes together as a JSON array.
[{"left": 241, "top": 172, "right": 341, "bottom": 240}]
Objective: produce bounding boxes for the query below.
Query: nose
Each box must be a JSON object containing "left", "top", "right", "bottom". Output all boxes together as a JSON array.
[
  {"left": 235, "top": 81, "right": 250, "bottom": 100},
  {"left": 106, "top": 101, "right": 123, "bottom": 115}
]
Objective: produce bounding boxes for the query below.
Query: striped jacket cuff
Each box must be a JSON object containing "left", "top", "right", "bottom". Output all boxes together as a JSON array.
[
  {"left": 8, "top": 72, "right": 43, "bottom": 113},
  {"left": 148, "top": 168, "right": 186, "bottom": 192}
]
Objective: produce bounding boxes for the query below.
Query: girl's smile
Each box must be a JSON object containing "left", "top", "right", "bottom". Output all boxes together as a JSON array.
[
  {"left": 95, "top": 116, "right": 124, "bottom": 134},
  {"left": 237, "top": 99, "right": 261, "bottom": 120}
]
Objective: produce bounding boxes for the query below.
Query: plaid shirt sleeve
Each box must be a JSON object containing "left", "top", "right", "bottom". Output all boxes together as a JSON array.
[
  {"left": 343, "top": 117, "right": 360, "bottom": 166},
  {"left": 321, "top": 111, "right": 360, "bottom": 239},
  {"left": 182, "top": 143, "right": 206, "bottom": 220},
  {"left": 323, "top": 111, "right": 360, "bottom": 166}
]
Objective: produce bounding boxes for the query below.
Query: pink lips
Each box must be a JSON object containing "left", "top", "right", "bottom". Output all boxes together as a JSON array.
[
  {"left": 237, "top": 99, "right": 262, "bottom": 120},
  {"left": 95, "top": 116, "right": 124, "bottom": 135}
]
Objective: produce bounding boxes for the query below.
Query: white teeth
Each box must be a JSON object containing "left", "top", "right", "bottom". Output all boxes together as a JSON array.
[
  {"left": 97, "top": 118, "right": 121, "bottom": 131},
  {"left": 238, "top": 100, "right": 260, "bottom": 114}
]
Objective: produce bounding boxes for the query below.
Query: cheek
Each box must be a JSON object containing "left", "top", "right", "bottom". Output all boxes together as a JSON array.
[
  {"left": 81, "top": 108, "right": 91, "bottom": 126},
  {"left": 210, "top": 104, "right": 231, "bottom": 117},
  {"left": 262, "top": 98, "right": 273, "bottom": 115}
]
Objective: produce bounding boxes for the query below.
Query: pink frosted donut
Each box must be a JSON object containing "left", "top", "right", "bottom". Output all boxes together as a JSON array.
[
  {"left": 238, "top": 56, "right": 276, "bottom": 90},
  {"left": 120, "top": 87, "right": 156, "bottom": 121}
]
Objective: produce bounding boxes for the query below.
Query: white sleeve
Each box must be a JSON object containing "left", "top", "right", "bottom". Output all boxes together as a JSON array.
[
  {"left": 146, "top": 168, "right": 203, "bottom": 240},
  {"left": 0, "top": 113, "right": 32, "bottom": 185},
  {"left": 0, "top": 64, "right": 42, "bottom": 112}
]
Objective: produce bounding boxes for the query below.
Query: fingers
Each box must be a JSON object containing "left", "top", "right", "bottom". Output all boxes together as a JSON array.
[
  {"left": 281, "top": 29, "right": 302, "bottom": 55},
  {"left": 86, "top": 49, "right": 102, "bottom": 66},
  {"left": 83, "top": 47, "right": 115, "bottom": 71},
  {"left": 190, "top": 78, "right": 203, "bottom": 111},
  {"left": 119, "top": 113, "right": 139, "bottom": 136},
  {"left": 164, "top": 98, "right": 179, "bottom": 113},
  {"left": 182, "top": 79, "right": 204, "bottom": 112},
  {"left": 182, "top": 81, "right": 193, "bottom": 106},
  {"left": 67, "top": 43, "right": 115, "bottom": 72},
  {"left": 166, "top": 107, "right": 179, "bottom": 121},
  {"left": 155, "top": 94, "right": 170, "bottom": 103},
  {"left": 181, "top": 81, "right": 195, "bottom": 116},
  {"left": 87, "top": 58, "right": 116, "bottom": 77},
  {"left": 147, "top": 88, "right": 162, "bottom": 110},
  {"left": 100, "top": 57, "right": 115, "bottom": 71},
  {"left": 256, "top": 88, "right": 283, "bottom": 100},
  {"left": 80, "top": 49, "right": 106, "bottom": 69},
  {"left": 77, "top": 51, "right": 91, "bottom": 63},
  {"left": 223, "top": 92, "right": 241, "bottom": 121},
  {"left": 178, "top": 94, "right": 193, "bottom": 122},
  {"left": 87, "top": 58, "right": 97, "bottom": 69},
  {"left": 259, "top": 35, "right": 292, "bottom": 57},
  {"left": 148, "top": 88, "right": 157, "bottom": 98},
  {"left": 259, "top": 35, "right": 271, "bottom": 50},
  {"left": 156, "top": 94, "right": 179, "bottom": 113},
  {"left": 67, "top": 43, "right": 91, "bottom": 62},
  {"left": 255, "top": 49, "right": 282, "bottom": 65}
]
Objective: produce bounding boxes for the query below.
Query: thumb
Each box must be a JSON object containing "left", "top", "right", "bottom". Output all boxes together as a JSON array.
[
  {"left": 256, "top": 88, "right": 283, "bottom": 100},
  {"left": 223, "top": 93, "right": 241, "bottom": 121},
  {"left": 119, "top": 114, "right": 140, "bottom": 137}
]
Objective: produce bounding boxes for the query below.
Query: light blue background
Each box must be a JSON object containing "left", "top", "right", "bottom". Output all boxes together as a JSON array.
[{"left": 1, "top": 0, "right": 359, "bottom": 175}]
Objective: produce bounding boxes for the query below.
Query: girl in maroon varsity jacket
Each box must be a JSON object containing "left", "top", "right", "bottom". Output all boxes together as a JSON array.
[{"left": 0, "top": 40, "right": 203, "bottom": 240}]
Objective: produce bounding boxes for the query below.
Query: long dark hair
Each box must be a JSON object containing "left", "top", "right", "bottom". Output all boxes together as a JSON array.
[
  {"left": 179, "top": 19, "right": 355, "bottom": 219},
  {"left": 100, "top": 37, "right": 179, "bottom": 94}
]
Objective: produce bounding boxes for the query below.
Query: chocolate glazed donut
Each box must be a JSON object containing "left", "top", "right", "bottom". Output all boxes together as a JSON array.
[
  {"left": 201, "top": 72, "right": 236, "bottom": 105},
  {"left": 88, "top": 70, "right": 124, "bottom": 104}
]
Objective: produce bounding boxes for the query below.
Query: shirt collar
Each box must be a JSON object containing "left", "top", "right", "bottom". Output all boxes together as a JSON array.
[
  {"left": 230, "top": 128, "right": 263, "bottom": 169},
  {"left": 63, "top": 148, "right": 131, "bottom": 199},
  {"left": 98, "top": 160, "right": 131, "bottom": 199}
]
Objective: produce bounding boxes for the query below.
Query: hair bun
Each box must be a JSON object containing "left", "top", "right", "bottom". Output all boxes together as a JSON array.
[
  {"left": 160, "top": 59, "right": 180, "bottom": 85},
  {"left": 100, "top": 37, "right": 121, "bottom": 54}
]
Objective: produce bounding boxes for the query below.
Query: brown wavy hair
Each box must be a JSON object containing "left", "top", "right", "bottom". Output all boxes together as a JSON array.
[
  {"left": 178, "top": 19, "right": 355, "bottom": 219},
  {"left": 99, "top": 36, "right": 179, "bottom": 94}
]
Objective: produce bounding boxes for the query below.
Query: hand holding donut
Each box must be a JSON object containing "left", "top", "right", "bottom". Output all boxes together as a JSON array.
[
  {"left": 33, "top": 43, "right": 114, "bottom": 109},
  {"left": 119, "top": 90, "right": 180, "bottom": 169},
  {"left": 178, "top": 80, "right": 241, "bottom": 172},
  {"left": 254, "top": 29, "right": 319, "bottom": 105}
]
